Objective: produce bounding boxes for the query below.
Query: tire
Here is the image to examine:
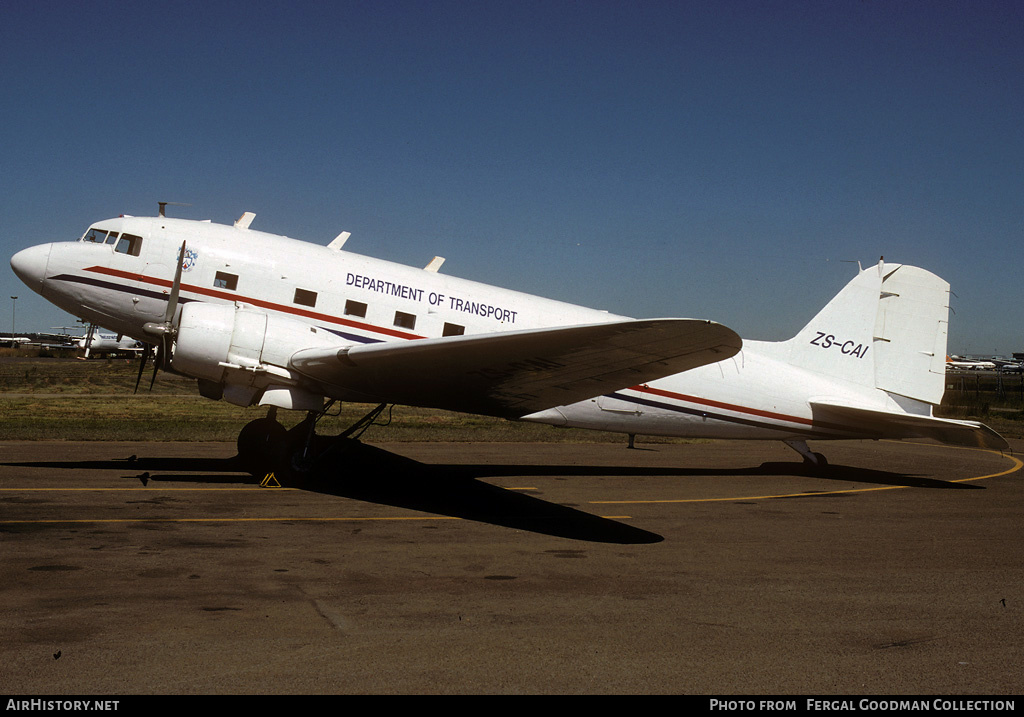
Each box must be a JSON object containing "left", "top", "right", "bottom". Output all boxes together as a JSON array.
[{"left": 236, "top": 417, "right": 287, "bottom": 475}]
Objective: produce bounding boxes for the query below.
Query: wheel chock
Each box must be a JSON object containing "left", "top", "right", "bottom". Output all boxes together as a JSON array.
[{"left": 260, "top": 472, "right": 282, "bottom": 488}]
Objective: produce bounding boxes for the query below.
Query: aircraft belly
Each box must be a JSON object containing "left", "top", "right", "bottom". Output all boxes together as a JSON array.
[
  {"left": 538, "top": 396, "right": 812, "bottom": 440},
  {"left": 524, "top": 353, "right": 877, "bottom": 442}
]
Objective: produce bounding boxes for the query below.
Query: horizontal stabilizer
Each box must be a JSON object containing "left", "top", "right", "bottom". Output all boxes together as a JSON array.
[
  {"left": 290, "top": 319, "right": 742, "bottom": 417},
  {"left": 810, "top": 399, "right": 1008, "bottom": 450}
]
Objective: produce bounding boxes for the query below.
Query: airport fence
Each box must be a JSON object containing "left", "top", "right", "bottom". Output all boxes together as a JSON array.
[{"left": 941, "top": 371, "right": 1024, "bottom": 416}]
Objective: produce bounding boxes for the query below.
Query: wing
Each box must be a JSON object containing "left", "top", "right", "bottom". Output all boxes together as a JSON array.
[
  {"left": 290, "top": 318, "right": 741, "bottom": 418},
  {"left": 810, "top": 399, "right": 1009, "bottom": 450}
]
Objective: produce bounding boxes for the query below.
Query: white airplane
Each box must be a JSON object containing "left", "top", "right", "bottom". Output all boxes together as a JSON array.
[
  {"left": 10, "top": 210, "right": 1007, "bottom": 476},
  {"left": 44, "top": 325, "right": 145, "bottom": 357},
  {"left": 945, "top": 355, "right": 997, "bottom": 371},
  {"left": 985, "top": 357, "right": 1023, "bottom": 372}
]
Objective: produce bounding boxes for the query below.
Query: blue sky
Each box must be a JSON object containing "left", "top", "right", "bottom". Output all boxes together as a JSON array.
[{"left": 2, "top": 0, "right": 1022, "bottom": 355}]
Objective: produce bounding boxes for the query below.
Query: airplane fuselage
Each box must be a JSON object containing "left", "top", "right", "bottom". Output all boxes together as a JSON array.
[
  {"left": 33, "top": 216, "right": 607, "bottom": 346},
  {"left": 13, "top": 212, "right": 1000, "bottom": 459}
]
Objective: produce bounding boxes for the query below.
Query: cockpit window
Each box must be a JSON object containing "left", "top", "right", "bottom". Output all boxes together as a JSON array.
[
  {"left": 84, "top": 227, "right": 107, "bottom": 243},
  {"left": 82, "top": 226, "right": 142, "bottom": 255},
  {"left": 114, "top": 234, "right": 143, "bottom": 256}
]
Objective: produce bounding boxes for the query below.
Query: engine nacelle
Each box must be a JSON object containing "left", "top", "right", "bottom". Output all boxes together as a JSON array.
[{"left": 171, "top": 302, "right": 339, "bottom": 408}]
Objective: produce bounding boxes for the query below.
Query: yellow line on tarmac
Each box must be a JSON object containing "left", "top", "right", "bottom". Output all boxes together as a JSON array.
[
  {"left": 904, "top": 442, "right": 1024, "bottom": 484},
  {"left": 590, "top": 445, "right": 1023, "bottom": 505}
]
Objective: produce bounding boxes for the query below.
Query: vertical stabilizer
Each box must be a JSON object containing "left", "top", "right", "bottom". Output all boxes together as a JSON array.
[
  {"left": 782, "top": 263, "right": 883, "bottom": 390},
  {"left": 780, "top": 261, "right": 950, "bottom": 407}
]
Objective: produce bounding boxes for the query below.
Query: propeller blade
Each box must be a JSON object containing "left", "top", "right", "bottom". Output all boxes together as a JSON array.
[
  {"left": 83, "top": 324, "right": 96, "bottom": 359},
  {"left": 139, "top": 241, "right": 188, "bottom": 390},
  {"left": 165, "top": 241, "right": 187, "bottom": 324},
  {"left": 134, "top": 344, "right": 150, "bottom": 394}
]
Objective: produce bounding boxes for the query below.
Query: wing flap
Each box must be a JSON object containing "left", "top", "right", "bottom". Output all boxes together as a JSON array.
[
  {"left": 810, "top": 399, "right": 1008, "bottom": 450},
  {"left": 291, "top": 319, "right": 741, "bottom": 417}
]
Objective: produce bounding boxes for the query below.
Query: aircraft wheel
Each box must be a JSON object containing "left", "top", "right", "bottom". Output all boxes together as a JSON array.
[
  {"left": 236, "top": 417, "right": 288, "bottom": 475},
  {"left": 801, "top": 452, "right": 828, "bottom": 471}
]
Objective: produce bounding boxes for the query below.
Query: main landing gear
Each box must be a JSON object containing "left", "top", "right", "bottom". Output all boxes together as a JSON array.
[
  {"left": 783, "top": 439, "right": 829, "bottom": 469},
  {"left": 236, "top": 401, "right": 390, "bottom": 481}
]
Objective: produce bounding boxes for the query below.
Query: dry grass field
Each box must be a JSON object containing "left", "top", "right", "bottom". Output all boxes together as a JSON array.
[
  {"left": 2, "top": 351, "right": 1022, "bottom": 442},
  {"left": 0, "top": 353, "right": 642, "bottom": 443}
]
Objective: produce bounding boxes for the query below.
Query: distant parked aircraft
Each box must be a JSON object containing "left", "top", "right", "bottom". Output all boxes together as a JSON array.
[
  {"left": 946, "top": 355, "right": 997, "bottom": 371},
  {"left": 40, "top": 325, "right": 145, "bottom": 358}
]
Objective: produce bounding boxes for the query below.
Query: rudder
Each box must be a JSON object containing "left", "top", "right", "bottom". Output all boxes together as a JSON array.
[{"left": 872, "top": 264, "right": 949, "bottom": 406}]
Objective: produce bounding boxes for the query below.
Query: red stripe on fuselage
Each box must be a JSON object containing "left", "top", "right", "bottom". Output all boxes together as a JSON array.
[
  {"left": 630, "top": 384, "right": 816, "bottom": 427},
  {"left": 83, "top": 265, "right": 424, "bottom": 341}
]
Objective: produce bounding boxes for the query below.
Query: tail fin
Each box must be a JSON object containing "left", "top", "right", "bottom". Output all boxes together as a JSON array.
[{"left": 783, "top": 260, "right": 949, "bottom": 406}]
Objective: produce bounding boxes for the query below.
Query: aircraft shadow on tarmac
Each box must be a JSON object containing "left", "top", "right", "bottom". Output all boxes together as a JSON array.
[
  {"left": 3, "top": 440, "right": 981, "bottom": 544},
  {"left": 4, "top": 443, "right": 661, "bottom": 544}
]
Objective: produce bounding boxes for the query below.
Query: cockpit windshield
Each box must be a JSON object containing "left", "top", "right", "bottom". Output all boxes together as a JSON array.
[
  {"left": 83, "top": 227, "right": 115, "bottom": 244},
  {"left": 81, "top": 226, "right": 143, "bottom": 256}
]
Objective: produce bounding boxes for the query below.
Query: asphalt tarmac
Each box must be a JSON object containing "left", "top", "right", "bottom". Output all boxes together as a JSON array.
[{"left": 1, "top": 437, "right": 1022, "bottom": 695}]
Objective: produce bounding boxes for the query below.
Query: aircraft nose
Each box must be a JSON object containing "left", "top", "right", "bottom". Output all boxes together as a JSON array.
[{"left": 10, "top": 244, "right": 52, "bottom": 293}]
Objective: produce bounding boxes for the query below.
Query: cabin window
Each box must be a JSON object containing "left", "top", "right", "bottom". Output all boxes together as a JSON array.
[
  {"left": 214, "top": 271, "right": 238, "bottom": 290},
  {"left": 114, "top": 234, "right": 143, "bottom": 256},
  {"left": 394, "top": 311, "right": 416, "bottom": 330},
  {"left": 84, "top": 227, "right": 107, "bottom": 243},
  {"left": 443, "top": 322, "right": 465, "bottom": 336},
  {"left": 294, "top": 288, "right": 317, "bottom": 307},
  {"left": 104, "top": 232, "right": 119, "bottom": 245},
  {"left": 345, "top": 300, "right": 367, "bottom": 318}
]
